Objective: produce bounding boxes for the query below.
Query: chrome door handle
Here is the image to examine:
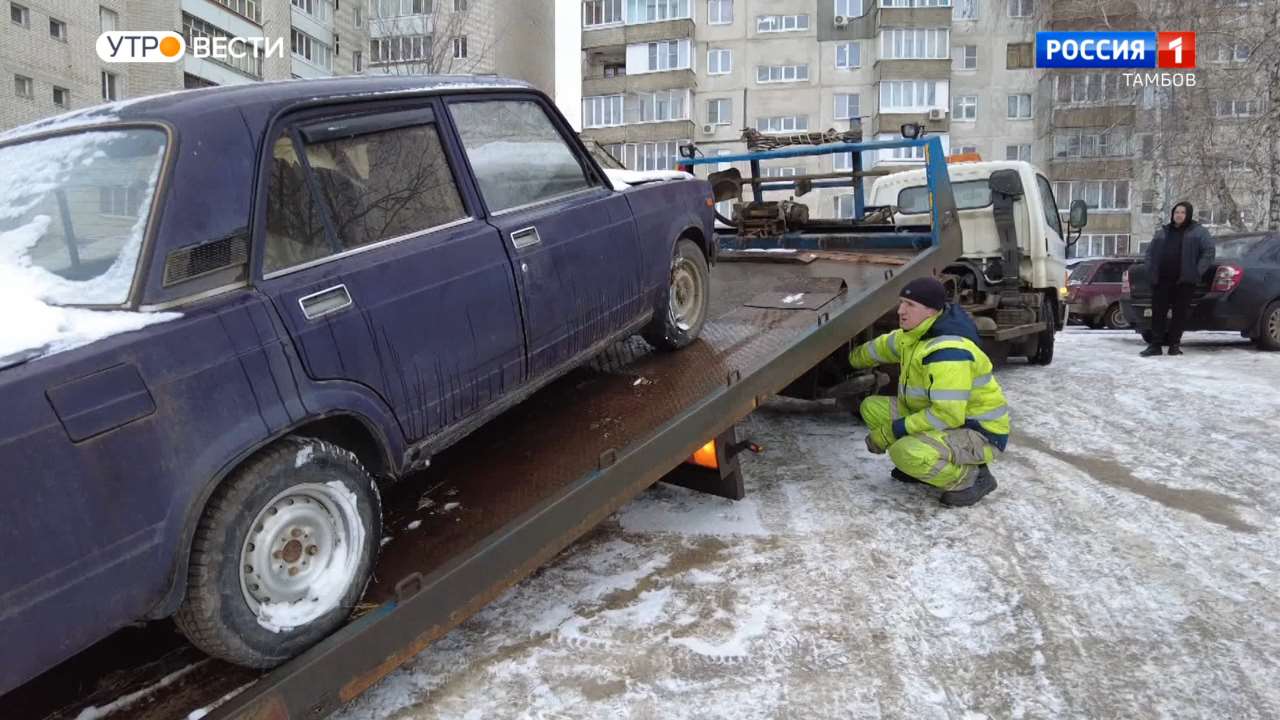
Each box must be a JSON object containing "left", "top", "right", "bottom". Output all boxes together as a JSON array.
[
  {"left": 511, "top": 226, "right": 541, "bottom": 249},
  {"left": 298, "top": 284, "right": 352, "bottom": 319}
]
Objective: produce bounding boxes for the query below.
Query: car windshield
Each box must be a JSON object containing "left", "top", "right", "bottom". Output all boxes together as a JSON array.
[
  {"left": 0, "top": 128, "right": 167, "bottom": 306},
  {"left": 1215, "top": 235, "right": 1266, "bottom": 260},
  {"left": 898, "top": 180, "right": 991, "bottom": 214}
]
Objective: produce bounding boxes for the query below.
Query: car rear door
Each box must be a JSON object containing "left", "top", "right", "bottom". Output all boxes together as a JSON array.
[
  {"left": 255, "top": 99, "right": 525, "bottom": 442},
  {"left": 443, "top": 95, "right": 646, "bottom": 381}
]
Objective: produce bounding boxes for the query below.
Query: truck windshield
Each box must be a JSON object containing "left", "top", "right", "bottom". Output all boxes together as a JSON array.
[
  {"left": 898, "top": 180, "right": 990, "bottom": 213},
  {"left": 0, "top": 128, "right": 166, "bottom": 306}
]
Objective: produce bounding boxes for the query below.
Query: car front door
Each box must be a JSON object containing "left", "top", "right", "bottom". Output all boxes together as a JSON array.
[
  {"left": 444, "top": 96, "right": 646, "bottom": 381},
  {"left": 256, "top": 100, "right": 525, "bottom": 442}
]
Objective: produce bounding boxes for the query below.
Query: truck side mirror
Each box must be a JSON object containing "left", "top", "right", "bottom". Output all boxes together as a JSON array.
[{"left": 1069, "top": 199, "right": 1088, "bottom": 229}]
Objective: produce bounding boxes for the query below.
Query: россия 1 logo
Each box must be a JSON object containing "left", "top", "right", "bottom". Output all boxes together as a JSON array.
[{"left": 1036, "top": 31, "right": 1196, "bottom": 69}]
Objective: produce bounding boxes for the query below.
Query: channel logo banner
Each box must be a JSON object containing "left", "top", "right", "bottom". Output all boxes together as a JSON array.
[{"left": 1036, "top": 31, "right": 1195, "bottom": 69}]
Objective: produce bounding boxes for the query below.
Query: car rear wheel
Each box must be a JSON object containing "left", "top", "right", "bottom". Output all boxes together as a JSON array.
[
  {"left": 1104, "top": 303, "right": 1129, "bottom": 330},
  {"left": 1256, "top": 301, "right": 1280, "bottom": 352},
  {"left": 175, "top": 437, "right": 381, "bottom": 668},
  {"left": 643, "top": 238, "right": 709, "bottom": 351}
]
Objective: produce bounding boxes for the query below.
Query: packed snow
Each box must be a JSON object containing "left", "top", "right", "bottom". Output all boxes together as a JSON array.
[
  {"left": 72, "top": 661, "right": 209, "bottom": 720},
  {"left": 338, "top": 328, "right": 1280, "bottom": 719},
  {"left": 604, "top": 169, "right": 695, "bottom": 190}
]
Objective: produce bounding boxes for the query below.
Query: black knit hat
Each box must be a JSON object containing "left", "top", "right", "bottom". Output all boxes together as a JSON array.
[{"left": 900, "top": 277, "right": 947, "bottom": 311}]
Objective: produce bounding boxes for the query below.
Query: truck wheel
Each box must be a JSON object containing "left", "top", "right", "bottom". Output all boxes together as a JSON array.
[
  {"left": 1104, "top": 303, "right": 1129, "bottom": 330},
  {"left": 1029, "top": 295, "right": 1055, "bottom": 366},
  {"left": 175, "top": 437, "right": 381, "bottom": 668},
  {"left": 643, "top": 238, "right": 709, "bottom": 351},
  {"left": 1256, "top": 301, "right": 1280, "bottom": 352}
]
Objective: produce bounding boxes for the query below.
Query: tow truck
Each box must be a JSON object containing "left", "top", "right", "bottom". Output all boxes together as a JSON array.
[{"left": 5, "top": 133, "right": 963, "bottom": 720}]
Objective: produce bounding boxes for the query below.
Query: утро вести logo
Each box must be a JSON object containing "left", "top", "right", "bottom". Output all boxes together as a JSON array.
[{"left": 96, "top": 31, "right": 285, "bottom": 63}]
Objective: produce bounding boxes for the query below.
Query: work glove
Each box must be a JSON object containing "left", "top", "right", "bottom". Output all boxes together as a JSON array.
[{"left": 864, "top": 425, "right": 894, "bottom": 454}]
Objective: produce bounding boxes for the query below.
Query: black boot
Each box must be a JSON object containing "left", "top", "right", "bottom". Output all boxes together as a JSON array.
[
  {"left": 941, "top": 466, "right": 998, "bottom": 507},
  {"left": 1139, "top": 345, "right": 1163, "bottom": 357},
  {"left": 891, "top": 468, "right": 919, "bottom": 483},
  {"left": 1167, "top": 345, "right": 1183, "bottom": 356}
]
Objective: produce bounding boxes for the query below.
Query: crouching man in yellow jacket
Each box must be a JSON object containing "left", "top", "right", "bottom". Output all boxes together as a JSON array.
[{"left": 850, "top": 277, "right": 1010, "bottom": 507}]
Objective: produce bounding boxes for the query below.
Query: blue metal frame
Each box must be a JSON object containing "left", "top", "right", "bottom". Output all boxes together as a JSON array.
[{"left": 679, "top": 136, "right": 953, "bottom": 248}]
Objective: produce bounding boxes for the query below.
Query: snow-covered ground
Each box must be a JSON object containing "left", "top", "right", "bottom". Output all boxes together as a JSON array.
[{"left": 340, "top": 327, "right": 1280, "bottom": 720}]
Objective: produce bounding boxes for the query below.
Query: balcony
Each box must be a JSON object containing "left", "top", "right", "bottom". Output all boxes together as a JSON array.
[
  {"left": 875, "top": 59, "right": 951, "bottom": 81},
  {"left": 581, "top": 119, "right": 696, "bottom": 145},
  {"left": 1052, "top": 105, "right": 1136, "bottom": 128},
  {"left": 1049, "top": 158, "right": 1136, "bottom": 180},
  {"left": 582, "top": 17, "right": 695, "bottom": 50},
  {"left": 873, "top": 112, "right": 948, "bottom": 136},
  {"left": 875, "top": 6, "right": 952, "bottom": 27}
]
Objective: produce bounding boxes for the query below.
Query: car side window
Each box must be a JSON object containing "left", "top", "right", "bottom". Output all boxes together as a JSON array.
[
  {"left": 1035, "top": 174, "right": 1063, "bottom": 237},
  {"left": 1092, "top": 262, "right": 1125, "bottom": 283},
  {"left": 449, "top": 99, "right": 594, "bottom": 213},
  {"left": 265, "top": 117, "right": 466, "bottom": 274}
]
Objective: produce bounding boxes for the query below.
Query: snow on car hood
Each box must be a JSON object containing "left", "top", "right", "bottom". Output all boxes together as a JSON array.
[{"left": 604, "top": 169, "right": 694, "bottom": 190}]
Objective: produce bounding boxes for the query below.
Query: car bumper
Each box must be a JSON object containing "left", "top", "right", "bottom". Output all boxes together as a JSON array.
[{"left": 1121, "top": 295, "right": 1254, "bottom": 333}]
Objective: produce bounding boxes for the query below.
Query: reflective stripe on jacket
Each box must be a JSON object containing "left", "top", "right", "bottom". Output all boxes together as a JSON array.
[{"left": 849, "top": 304, "right": 1010, "bottom": 450}]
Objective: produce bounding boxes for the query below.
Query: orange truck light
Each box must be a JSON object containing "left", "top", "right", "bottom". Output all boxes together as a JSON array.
[{"left": 689, "top": 440, "right": 718, "bottom": 469}]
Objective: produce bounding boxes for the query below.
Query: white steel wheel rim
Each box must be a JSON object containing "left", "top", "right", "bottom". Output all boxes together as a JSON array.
[
  {"left": 239, "top": 482, "right": 361, "bottom": 629},
  {"left": 1111, "top": 306, "right": 1128, "bottom": 328},
  {"left": 1268, "top": 307, "right": 1280, "bottom": 342},
  {"left": 669, "top": 256, "right": 704, "bottom": 332}
]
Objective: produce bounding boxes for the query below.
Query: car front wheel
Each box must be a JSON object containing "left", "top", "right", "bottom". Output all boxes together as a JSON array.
[
  {"left": 643, "top": 238, "right": 709, "bottom": 351},
  {"left": 1256, "top": 301, "right": 1280, "bottom": 352},
  {"left": 175, "top": 437, "right": 381, "bottom": 668},
  {"left": 1104, "top": 303, "right": 1129, "bottom": 330}
]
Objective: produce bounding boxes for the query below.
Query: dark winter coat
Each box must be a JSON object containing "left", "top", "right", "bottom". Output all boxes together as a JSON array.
[{"left": 1145, "top": 203, "right": 1215, "bottom": 287}]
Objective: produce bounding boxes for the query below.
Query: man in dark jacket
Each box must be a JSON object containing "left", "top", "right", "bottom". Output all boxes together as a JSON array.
[{"left": 1141, "top": 201, "right": 1215, "bottom": 356}]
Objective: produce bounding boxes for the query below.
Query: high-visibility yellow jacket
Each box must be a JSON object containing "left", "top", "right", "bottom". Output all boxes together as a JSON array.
[{"left": 849, "top": 304, "right": 1010, "bottom": 450}]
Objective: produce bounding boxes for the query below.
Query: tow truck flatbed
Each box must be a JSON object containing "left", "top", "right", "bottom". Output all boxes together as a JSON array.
[{"left": 4, "top": 137, "right": 962, "bottom": 720}]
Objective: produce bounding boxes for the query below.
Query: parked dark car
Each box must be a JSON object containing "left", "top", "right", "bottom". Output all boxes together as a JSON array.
[
  {"left": 0, "top": 76, "right": 715, "bottom": 695},
  {"left": 1066, "top": 256, "right": 1141, "bottom": 329},
  {"left": 1121, "top": 232, "right": 1280, "bottom": 350}
]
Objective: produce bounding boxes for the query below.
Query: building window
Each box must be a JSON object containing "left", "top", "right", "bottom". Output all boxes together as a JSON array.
[
  {"left": 1054, "top": 128, "right": 1130, "bottom": 159},
  {"left": 635, "top": 89, "right": 688, "bottom": 122},
  {"left": 836, "top": 42, "right": 861, "bottom": 68},
  {"left": 583, "top": 94, "right": 624, "bottom": 127},
  {"left": 52, "top": 85, "right": 69, "bottom": 107},
  {"left": 372, "top": 35, "right": 430, "bottom": 65},
  {"left": 1141, "top": 190, "right": 1156, "bottom": 214},
  {"left": 1138, "top": 134, "right": 1154, "bottom": 158},
  {"left": 211, "top": 0, "right": 262, "bottom": 22},
  {"left": 708, "top": 0, "right": 732, "bottom": 24},
  {"left": 1213, "top": 41, "right": 1250, "bottom": 63},
  {"left": 756, "top": 14, "right": 808, "bottom": 32},
  {"left": 1053, "top": 180, "right": 1129, "bottom": 212},
  {"left": 755, "top": 64, "right": 809, "bottom": 83},
  {"left": 186, "top": 14, "right": 265, "bottom": 78},
  {"left": 880, "top": 28, "right": 949, "bottom": 60},
  {"left": 628, "top": 0, "right": 691, "bottom": 23},
  {"left": 954, "top": 145, "right": 978, "bottom": 155},
  {"left": 611, "top": 140, "right": 687, "bottom": 171},
  {"left": 1215, "top": 99, "right": 1262, "bottom": 118},
  {"left": 835, "top": 0, "right": 862, "bottom": 18},
  {"left": 1005, "top": 144, "right": 1031, "bottom": 161},
  {"left": 604, "top": 63, "right": 626, "bottom": 77},
  {"left": 954, "top": 0, "right": 977, "bottom": 19},
  {"left": 49, "top": 17, "right": 66, "bottom": 41},
  {"left": 454, "top": 0, "right": 467, "bottom": 9},
  {"left": 14, "top": 74, "right": 32, "bottom": 99},
  {"left": 373, "top": 0, "right": 431, "bottom": 18},
  {"left": 879, "top": 80, "right": 942, "bottom": 112},
  {"left": 100, "top": 6, "right": 118, "bottom": 31},
  {"left": 1008, "top": 0, "right": 1034, "bottom": 17},
  {"left": 1070, "top": 234, "right": 1131, "bottom": 258},
  {"left": 184, "top": 73, "right": 218, "bottom": 88},
  {"left": 452, "top": 36, "right": 467, "bottom": 58},
  {"left": 835, "top": 93, "right": 859, "bottom": 120},
  {"left": 100, "top": 71, "right": 118, "bottom": 101},
  {"left": 707, "top": 48, "right": 731, "bottom": 74},
  {"left": 707, "top": 97, "right": 732, "bottom": 125},
  {"left": 835, "top": 194, "right": 856, "bottom": 219},
  {"left": 353, "top": 50, "right": 363, "bottom": 72},
  {"left": 1006, "top": 42, "right": 1034, "bottom": 69},
  {"left": 757, "top": 115, "right": 809, "bottom": 133},
  {"left": 1054, "top": 73, "right": 1131, "bottom": 104},
  {"left": 1007, "top": 93, "right": 1032, "bottom": 119},
  {"left": 354, "top": 4, "right": 364, "bottom": 26},
  {"left": 880, "top": 0, "right": 952, "bottom": 7},
  {"left": 953, "top": 95, "right": 977, "bottom": 120},
  {"left": 99, "top": 185, "right": 145, "bottom": 217},
  {"left": 639, "top": 39, "right": 691, "bottom": 72},
  {"left": 10, "top": 2, "right": 28, "bottom": 27},
  {"left": 291, "top": 0, "right": 332, "bottom": 22},
  {"left": 762, "top": 166, "right": 800, "bottom": 178},
  {"left": 584, "top": 0, "right": 623, "bottom": 27},
  {"left": 292, "top": 28, "right": 335, "bottom": 69},
  {"left": 954, "top": 45, "right": 977, "bottom": 70}
]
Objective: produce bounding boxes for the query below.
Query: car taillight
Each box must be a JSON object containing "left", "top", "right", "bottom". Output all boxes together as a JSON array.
[
  {"left": 1121, "top": 270, "right": 1131, "bottom": 296},
  {"left": 1211, "top": 264, "right": 1244, "bottom": 293}
]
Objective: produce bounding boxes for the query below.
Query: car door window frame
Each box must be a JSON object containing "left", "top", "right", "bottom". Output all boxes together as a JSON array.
[
  {"left": 442, "top": 92, "right": 611, "bottom": 218},
  {"left": 251, "top": 97, "right": 478, "bottom": 280}
]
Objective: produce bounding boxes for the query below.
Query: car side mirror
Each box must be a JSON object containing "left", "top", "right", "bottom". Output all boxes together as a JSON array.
[{"left": 1069, "top": 199, "right": 1088, "bottom": 229}]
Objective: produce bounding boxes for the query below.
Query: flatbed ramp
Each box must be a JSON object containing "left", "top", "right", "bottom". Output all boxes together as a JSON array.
[{"left": 8, "top": 234, "right": 960, "bottom": 719}]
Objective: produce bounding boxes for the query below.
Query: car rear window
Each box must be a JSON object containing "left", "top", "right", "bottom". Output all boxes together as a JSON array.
[
  {"left": 897, "top": 179, "right": 991, "bottom": 214},
  {"left": 1215, "top": 235, "right": 1267, "bottom": 260}
]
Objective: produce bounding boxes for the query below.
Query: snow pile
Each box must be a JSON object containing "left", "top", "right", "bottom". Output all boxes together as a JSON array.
[
  {"left": 73, "top": 661, "right": 208, "bottom": 720},
  {"left": 604, "top": 168, "right": 694, "bottom": 190}
]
